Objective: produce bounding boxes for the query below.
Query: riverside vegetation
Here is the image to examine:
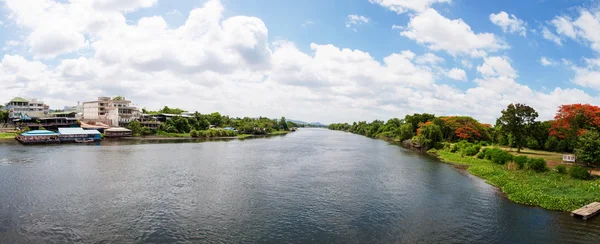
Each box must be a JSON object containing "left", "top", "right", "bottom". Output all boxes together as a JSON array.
[
  {"left": 128, "top": 106, "right": 297, "bottom": 138},
  {"left": 329, "top": 103, "right": 600, "bottom": 211}
]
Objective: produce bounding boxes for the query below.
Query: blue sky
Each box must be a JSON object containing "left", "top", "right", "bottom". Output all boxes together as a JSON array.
[{"left": 1, "top": 0, "right": 600, "bottom": 123}]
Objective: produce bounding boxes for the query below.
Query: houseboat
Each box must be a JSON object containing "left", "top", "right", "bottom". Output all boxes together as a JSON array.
[
  {"left": 58, "top": 128, "right": 102, "bottom": 142},
  {"left": 16, "top": 130, "right": 60, "bottom": 144}
]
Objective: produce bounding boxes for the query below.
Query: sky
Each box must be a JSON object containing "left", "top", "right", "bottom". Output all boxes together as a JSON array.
[{"left": 1, "top": 0, "right": 600, "bottom": 124}]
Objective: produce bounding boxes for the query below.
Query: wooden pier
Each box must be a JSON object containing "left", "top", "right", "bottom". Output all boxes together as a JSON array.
[{"left": 571, "top": 202, "right": 600, "bottom": 220}]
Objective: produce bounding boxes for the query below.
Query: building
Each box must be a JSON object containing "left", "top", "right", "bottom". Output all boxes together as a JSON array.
[
  {"left": 58, "top": 128, "right": 101, "bottom": 142},
  {"left": 82, "top": 97, "right": 139, "bottom": 126},
  {"left": 104, "top": 127, "right": 133, "bottom": 137},
  {"left": 4, "top": 97, "right": 50, "bottom": 119},
  {"left": 61, "top": 102, "right": 83, "bottom": 119}
]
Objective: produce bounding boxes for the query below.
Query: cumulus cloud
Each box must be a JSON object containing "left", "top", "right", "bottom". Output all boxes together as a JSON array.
[
  {"left": 399, "top": 9, "right": 508, "bottom": 57},
  {"left": 447, "top": 68, "right": 467, "bottom": 81},
  {"left": 489, "top": 11, "right": 527, "bottom": 36},
  {"left": 369, "top": 0, "right": 451, "bottom": 14},
  {"left": 550, "top": 9, "right": 600, "bottom": 52}
]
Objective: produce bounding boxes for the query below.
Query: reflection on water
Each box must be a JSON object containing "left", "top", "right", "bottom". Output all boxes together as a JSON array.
[{"left": 0, "top": 129, "right": 598, "bottom": 243}]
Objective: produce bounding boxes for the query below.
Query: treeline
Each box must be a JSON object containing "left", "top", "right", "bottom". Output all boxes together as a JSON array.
[
  {"left": 329, "top": 103, "right": 600, "bottom": 166},
  {"left": 128, "top": 107, "right": 296, "bottom": 137}
]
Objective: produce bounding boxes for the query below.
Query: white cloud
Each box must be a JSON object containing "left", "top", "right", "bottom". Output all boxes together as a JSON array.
[
  {"left": 415, "top": 53, "right": 444, "bottom": 65},
  {"left": 447, "top": 68, "right": 467, "bottom": 81},
  {"left": 550, "top": 9, "right": 600, "bottom": 52},
  {"left": 539, "top": 57, "right": 555, "bottom": 66},
  {"left": 166, "top": 9, "right": 182, "bottom": 16},
  {"left": 542, "top": 27, "right": 562, "bottom": 45},
  {"left": 400, "top": 9, "right": 508, "bottom": 57},
  {"left": 369, "top": 0, "right": 451, "bottom": 14},
  {"left": 572, "top": 58, "right": 600, "bottom": 90},
  {"left": 346, "top": 15, "right": 369, "bottom": 30},
  {"left": 489, "top": 11, "right": 527, "bottom": 36},
  {"left": 551, "top": 16, "right": 576, "bottom": 39}
]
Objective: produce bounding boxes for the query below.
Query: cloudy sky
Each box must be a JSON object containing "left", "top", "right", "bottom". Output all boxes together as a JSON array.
[{"left": 1, "top": 0, "right": 600, "bottom": 124}]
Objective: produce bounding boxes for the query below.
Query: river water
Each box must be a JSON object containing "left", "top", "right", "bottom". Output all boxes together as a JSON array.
[{"left": 0, "top": 128, "right": 599, "bottom": 243}]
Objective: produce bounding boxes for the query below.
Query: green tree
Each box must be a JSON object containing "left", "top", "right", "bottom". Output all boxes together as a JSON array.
[
  {"left": 418, "top": 123, "right": 443, "bottom": 149},
  {"left": 279, "top": 117, "right": 289, "bottom": 131},
  {"left": 575, "top": 130, "right": 600, "bottom": 165},
  {"left": 497, "top": 103, "right": 539, "bottom": 152},
  {"left": 398, "top": 123, "right": 414, "bottom": 141},
  {"left": 112, "top": 96, "right": 123, "bottom": 101},
  {"left": 127, "top": 120, "right": 143, "bottom": 136},
  {"left": 404, "top": 113, "right": 435, "bottom": 133}
]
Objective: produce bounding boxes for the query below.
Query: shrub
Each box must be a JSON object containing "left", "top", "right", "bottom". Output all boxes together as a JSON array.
[
  {"left": 462, "top": 146, "right": 480, "bottom": 156},
  {"left": 513, "top": 156, "right": 528, "bottom": 170},
  {"left": 483, "top": 148, "right": 512, "bottom": 164},
  {"left": 433, "top": 142, "right": 445, "bottom": 150},
  {"left": 479, "top": 141, "right": 490, "bottom": 146},
  {"left": 526, "top": 158, "right": 547, "bottom": 172},
  {"left": 555, "top": 164, "right": 567, "bottom": 174},
  {"left": 569, "top": 165, "right": 591, "bottom": 180},
  {"left": 491, "top": 151, "right": 513, "bottom": 165},
  {"left": 190, "top": 130, "right": 198, "bottom": 138},
  {"left": 526, "top": 138, "right": 540, "bottom": 150},
  {"left": 476, "top": 148, "right": 488, "bottom": 159},
  {"left": 450, "top": 144, "right": 459, "bottom": 153}
]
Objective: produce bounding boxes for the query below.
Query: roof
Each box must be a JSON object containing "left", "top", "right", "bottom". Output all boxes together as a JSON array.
[
  {"left": 105, "top": 127, "right": 132, "bottom": 132},
  {"left": 10, "top": 97, "right": 29, "bottom": 103},
  {"left": 50, "top": 111, "right": 76, "bottom": 115},
  {"left": 58, "top": 128, "right": 101, "bottom": 135},
  {"left": 21, "top": 130, "right": 58, "bottom": 136}
]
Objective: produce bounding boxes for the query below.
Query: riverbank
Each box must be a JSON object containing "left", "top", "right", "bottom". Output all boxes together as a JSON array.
[
  {"left": 130, "top": 130, "right": 291, "bottom": 140},
  {"left": 431, "top": 149, "right": 600, "bottom": 212},
  {"left": 0, "top": 132, "right": 16, "bottom": 139}
]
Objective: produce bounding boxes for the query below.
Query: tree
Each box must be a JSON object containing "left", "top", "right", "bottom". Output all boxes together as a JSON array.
[
  {"left": 575, "top": 130, "right": 600, "bottom": 166},
  {"left": 550, "top": 104, "right": 600, "bottom": 147},
  {"left": 398, "top": 123, "right": 414, "bottom": 141},
  {"left": 404, "top": 113, "right": 435, "bottom": 133},
  {"left": 416, "top": 122, "right": 443, "bottom": 149},
  {"left": 497, "top": 103, "right": 539, "bottom": 152},
  {"left": 127, "top": 120, "right": 143, "bottom": 136},
  {"left": 112, "top": 96, "right": 123, "bottom": 101},
  {"left": 279, "top": 117, "right": 289, "bottom": 131}
]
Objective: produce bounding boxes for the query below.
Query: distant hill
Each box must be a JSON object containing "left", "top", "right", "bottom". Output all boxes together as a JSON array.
[{"left": 288, "top": 119, "right": 328, "bottom": 127}]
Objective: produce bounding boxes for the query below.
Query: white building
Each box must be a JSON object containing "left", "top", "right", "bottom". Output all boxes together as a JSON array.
[
  {"left": 4, "top": 97, "right": 49, "bottom": 119},
  {"left": 82, "top": 97, "right": 140, "bottom": 126}
]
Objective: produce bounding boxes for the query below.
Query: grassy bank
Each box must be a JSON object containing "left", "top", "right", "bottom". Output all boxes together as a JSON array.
[
  {"left": 0, "top": 132, "right": 17, "bottom": 139},
  {"left": 433, "top": 150, "right": 600, "bottom": 211},
  {"left": 155, "top": 131, "right": 191, "bottom": 137},
  {"left": 495, "top": 146, "right": 564, "bottom": 163},
  {"left": 268, "top": 130, "right": 290, "bottom": 135}
]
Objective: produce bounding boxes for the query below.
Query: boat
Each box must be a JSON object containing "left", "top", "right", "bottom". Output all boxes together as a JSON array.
[{"left": 74, "top": 138, "right": 95, "bottom": 143}]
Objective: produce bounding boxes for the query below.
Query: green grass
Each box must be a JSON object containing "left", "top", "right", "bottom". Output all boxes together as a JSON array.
[
  {"left": 268, "top": 130, "right": 290, "bottom": 135},
  {"left": 434, "top": 150, "right": 600, "bottom": 211},
  {"left": 0, "top": 132, "right": 17, "bottom": 139},
  {"left": 492, "top": 146, "right": 564, "bottom": 163},
  {"left": 155, "top": 131, "right": 191, "bottom": 137},
  {"left": 236, "top": 134, "right": 253, "bottom": 139}
]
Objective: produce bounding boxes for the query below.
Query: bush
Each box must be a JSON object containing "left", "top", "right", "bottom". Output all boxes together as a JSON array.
[
  {"left": 433, "top": 142, "right": 445, "bottom": 150},
  {"left": 569, "top": 165, "right": 591, "bottom": 180},
  {"left": 476, "top": 148, "right": 488, "bottom": 159},
  {"left": 526, "top": 138, "right": 540, "bottom": 150},
  {"left": 450, "top": 144, "right": 459, "bottom": 153},
  {"left": 513, "top": 156, "right": 528, "bottom": 170},
  {"left": 462, "top": 146, "right": 480, "bottom": 156},
  {"left": 190, "top": 130, "right": 198, "bottom": 137},
  {"left": 478, "top": 141, "right": 490, "bottom": 146},
  {"left": 491, "top": 151, "right": 513, "bottom": 165},
  {"left": 555, "top": 164, "right": 567, "bottom": 174},
  {"left": 526, "top": 158, "right": 547, "bottom": 172},
  {"left": 482, "top": 148, "right": 513, "bottom": 165}
]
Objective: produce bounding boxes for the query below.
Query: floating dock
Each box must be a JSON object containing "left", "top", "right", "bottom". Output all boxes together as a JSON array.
[{"left": 571, "top": 202, "right": 600, "bottom": 220}]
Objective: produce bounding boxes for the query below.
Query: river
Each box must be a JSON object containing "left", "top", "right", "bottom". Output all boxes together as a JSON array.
[{"left": 0, "top": 128, "right": 599, "bottom": 243}]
